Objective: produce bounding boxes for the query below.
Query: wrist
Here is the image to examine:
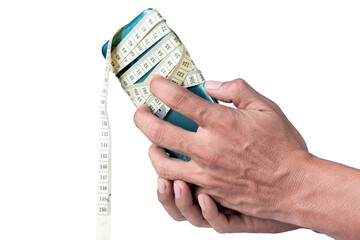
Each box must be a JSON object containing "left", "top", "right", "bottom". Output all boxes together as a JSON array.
[
  {"left": 273, "top": 149, "right": 313, "bottom": 223},
  {"left": 283, "top": 153, "right": 360, "bottom": 240}
]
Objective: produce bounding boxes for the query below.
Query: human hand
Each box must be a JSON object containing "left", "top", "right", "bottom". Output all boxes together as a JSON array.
[
  {"left": 157, "top": 177, "right": 298, "bottom": 233},
  {"left": 134, "top": 75, "right": 310, "bottom": 223}
]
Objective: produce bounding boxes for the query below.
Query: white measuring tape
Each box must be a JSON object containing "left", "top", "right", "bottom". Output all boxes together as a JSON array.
[
  {"left": 96, "top": 39, "right": 112, "bottom": 240},
  {"left": 97, "top": 9, "right": 205, "bottom": 239}
]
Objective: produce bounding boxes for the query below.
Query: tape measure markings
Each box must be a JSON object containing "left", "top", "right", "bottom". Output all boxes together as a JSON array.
[
  {"left": 112, "top": 23, "right": 171, "bottom": 75},
  {"left": 119, "top": 32, "right": 180, "bottom": 87},
  {"left": 122, "top": 44, "right": 203, "bottom": 113},
  {"left": 96, "top": 39, "right": 112, "bottom": 240},
  {"left": 127, "top": 46, "right": 185, "bottom": 108},
  {"left": 112, "top": 21, "right": 172, "bottom": 75},
  {"left": 112, "top": 9, "right": 163, "bottom": 60},
  {"left": 182, "top": 69, "right": 205, "bottom": 88},
  {"left": 111, "top": 10, "right": 168, "bottom": 74},
  {"left": 97, "top": 9, "right": 206, "bottom": 240}
]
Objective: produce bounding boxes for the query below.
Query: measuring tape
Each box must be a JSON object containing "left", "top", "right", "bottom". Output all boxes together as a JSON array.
[
  {"left": 97, "top": 9, "right": 205, "bottom": 240},
  {"left": 97, "top": 39, "right": 112, "bottom": 240}
]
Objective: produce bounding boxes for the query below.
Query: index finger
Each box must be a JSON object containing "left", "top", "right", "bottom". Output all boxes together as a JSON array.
[
  {"left": 134, "top": 104, "right": 198, "bottom": 158},
  {"left": 148, "top": 75, "right": 217, "bottom": 127}
]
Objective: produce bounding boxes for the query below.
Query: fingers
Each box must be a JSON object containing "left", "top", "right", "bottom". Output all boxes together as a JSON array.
[
  {"left": 134, "top": 104, "right": 197, "bottom": 157},
  {"left": 198, "top": 194, "right": 235, "bottom": 233},
  {"left": 157, "top": 177, "right": 185, "bottom": 221},
  {"left": 173, "top": 180, "right": 210, "bottom": 227},
  {"left": 148, "top": 144, "right": 201, "bottom": 183},
  {"left": 205, "top": 78, "right": 272, "bottom": 111},
  {"left": 198, "top": 194, "right": 299, "bottom": 234},
  {"left": 148, "top": 74, "right": 217, "bottom": 127}
]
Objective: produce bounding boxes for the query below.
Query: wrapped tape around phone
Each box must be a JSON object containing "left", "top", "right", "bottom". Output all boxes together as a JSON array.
[{"left": 97, "top": 9, "right": 206, "bottom": 240}]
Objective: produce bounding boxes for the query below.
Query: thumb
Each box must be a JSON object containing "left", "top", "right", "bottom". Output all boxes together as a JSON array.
[{"left": 205, "top": 79, "right": 270, "bottom": 110}]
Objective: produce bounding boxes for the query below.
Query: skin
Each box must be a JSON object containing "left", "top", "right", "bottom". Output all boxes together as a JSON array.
[{"left": 134, "top": 75, "right": 360, "bottom": 240}]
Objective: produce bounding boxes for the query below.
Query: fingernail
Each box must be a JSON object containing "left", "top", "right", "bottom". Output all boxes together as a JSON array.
[
  {"left": 174, "top": 182, "right": 181, "bottom": 199},
  {"left": 148, "top": 74, "right": 158, "bottom": 87},
  {"left": 157, "top": 177, "right": 166, "bottom": 194},
  {"left": 198, "top": 195, "right": 206, "bottom": 211},
  {"left": 205, "top": 81, "right": 222, "bottom": 90},
  {"left": 148, "top": 74, "right": 154, "bottom": 86}
]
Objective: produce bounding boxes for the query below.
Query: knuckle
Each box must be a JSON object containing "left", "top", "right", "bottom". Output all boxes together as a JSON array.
[
  {"left": 211, "top": 107, "right": 237, "bottom": 130},
  {"left": 267, "top": 98, "right": 282, "bottom": 112},
  {"left": 198, "top": 104, "right": 237, "bottom": 131},
  {"left": 148, "top": 144, "right": 159, "bottom": 161},
  {"left": 200, "top": 174, "right": 216, "bottom": 189},
  {"left": 168, "top": 89, "right": 187, "bottom": 107},
  {"left": 133, "top": 108, "right": 142, "bottom": 127},
  {"left": 214, "top": 227, "right": 227, "bottom": 234},
  {"left": 232, "top": 78, "right": 251, "bottom": 97},
  {"left": 154, "top": 160, "right": 167, "bottom": 177},
  {"left": 178, "top": 133, "right": 196, "bottom": 155},
  {"left": 200, "top": 151, "right": 219, "bottom": 170},
  {"left": 156, "top": 161, "right": 175, "bottom": 180},
  {"left": 147, "top": 123, "right": 165, "bottom": 144},
  {"left": 197, "top": 106, "right": 213, "bottom": 125},
  {"left": 234, "top": 78, "right": 247, "bottom": 90},
  {"left": 150, "top": 154, "right": 167, "bottom": 177}
]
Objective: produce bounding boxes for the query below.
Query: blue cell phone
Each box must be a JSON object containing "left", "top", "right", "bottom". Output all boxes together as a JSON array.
[{"left": 102, "top": 8, "right": 217, "bottom": 161}]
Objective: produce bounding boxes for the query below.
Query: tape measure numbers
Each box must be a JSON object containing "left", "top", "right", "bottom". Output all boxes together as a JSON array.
[
  {"left": 96, "top": 39, "right": 112, "bottom": 240},
  {"left": 97, "top": 9, "right": 206, "bottom": 240},
  {"left": 111, "top": 9, "right": 205, "bottom": 117}
]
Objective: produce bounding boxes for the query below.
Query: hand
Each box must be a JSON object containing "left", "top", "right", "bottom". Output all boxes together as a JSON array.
[
  {"left": 157, "top": 177, "right": 298, "bottom": 233},
  {"left": 134, "top": 75, "right": 310, "bottom": 223}
]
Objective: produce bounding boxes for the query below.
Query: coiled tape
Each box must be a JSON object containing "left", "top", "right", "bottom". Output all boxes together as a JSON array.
[{"left": 97, "top": 9, "right": 208, "bottom": 240}]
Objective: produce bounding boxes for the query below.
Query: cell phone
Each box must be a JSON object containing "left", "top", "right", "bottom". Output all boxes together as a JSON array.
[{"left": 101, "top": 8, "right": 217, "bottom": 161}]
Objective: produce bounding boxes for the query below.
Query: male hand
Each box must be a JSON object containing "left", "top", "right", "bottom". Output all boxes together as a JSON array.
[{"left": 134, "top": 75, "right": 310, "bottom": 225}]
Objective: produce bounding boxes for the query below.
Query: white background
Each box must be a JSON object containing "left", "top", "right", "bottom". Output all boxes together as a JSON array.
[{"left": 0, "top": 0, "right": 359, "bottom": 239}]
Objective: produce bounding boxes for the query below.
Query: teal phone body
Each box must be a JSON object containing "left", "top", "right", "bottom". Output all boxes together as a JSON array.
[{"left": 102, "top": 8, "right": 216, "bottom": 161}]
